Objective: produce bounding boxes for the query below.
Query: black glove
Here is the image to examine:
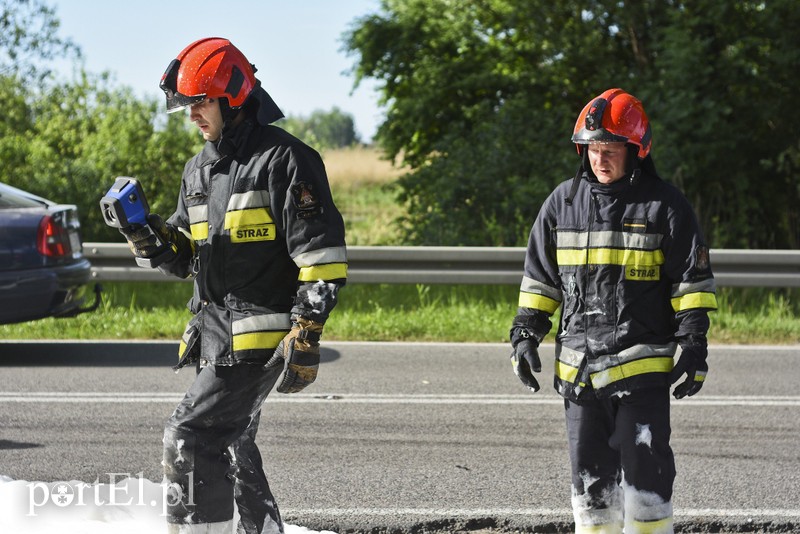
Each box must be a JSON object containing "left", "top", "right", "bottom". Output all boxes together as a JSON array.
[
  {"left": 510, "top": 328, "right": 541, "bottom": 393},
  {"left": 119, "top": 214, "right": 174, "bottom": 259},
  {"left": 669, "top": 339, "right": 708, "bottom": 399},
  {"left": 266, "top": 317, "right": 323, "bottom": 393}
]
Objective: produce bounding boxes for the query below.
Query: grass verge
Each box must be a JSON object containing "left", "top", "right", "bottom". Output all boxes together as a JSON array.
[{"left": 1, "top": 284, "right": 798, "bottom": 344}]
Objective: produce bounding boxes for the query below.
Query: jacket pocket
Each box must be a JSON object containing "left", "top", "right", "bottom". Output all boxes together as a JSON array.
[
  {"left": 226, "top": 295, "right": 291, "bottom": 362},
  {"left": 175, "top": 313, "right": 202, "bottom": 370}
]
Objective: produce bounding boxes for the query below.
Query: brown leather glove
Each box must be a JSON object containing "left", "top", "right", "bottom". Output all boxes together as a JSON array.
[{"left": 266, "top": 317, "right": 323, "bottom": 393}]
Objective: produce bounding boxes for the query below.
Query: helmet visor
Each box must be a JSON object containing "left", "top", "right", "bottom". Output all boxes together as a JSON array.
[
  {"left": 159, "top": 58, "right": 206, "bottom": 113},
  {"left": 571, "top": 127, "right": 629, "bottom": 145},
  {"left": 163, "top": 91, "right": 206, "bottom": 114}
]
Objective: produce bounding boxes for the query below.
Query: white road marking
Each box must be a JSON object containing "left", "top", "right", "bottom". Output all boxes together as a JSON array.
[
  {"left": 281, "top": 507, "right": 800, "bottom": 518},
  {"left": 1, "top": 392, "right": 799, "bottom": 406}
]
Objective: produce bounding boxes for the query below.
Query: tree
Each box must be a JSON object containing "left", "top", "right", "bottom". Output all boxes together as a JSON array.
[
  {"left": 647, "top": 0, "right": 800, "bottom": 248},
  {"left": 345, "top": 0, "right": 800, "bottom": 247},
  {"left": 1, "top": 0, "right": 81, "bottom": 82},
  {"left": 0, "top": 1, "right": 203, "bottom": 241},
  {"left": 281, "top": 107, "right": 361, "bottom": 151},
  {"left": 0, "top": 73, "right": 202, "bottom": 241}
]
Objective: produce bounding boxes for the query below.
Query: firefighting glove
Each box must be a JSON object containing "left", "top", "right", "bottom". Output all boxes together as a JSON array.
[
  {"left": 266, "top": 316, "right": 323, "bottom": 393},
  {"left": 118, "top": 214, "right": 175, "bottom": 259},
  {"left": 670, "top": 336, "right": 709, "bottom": 399},
  {"left": 510, "top": 329, "right": 541, "bottom": 393}
]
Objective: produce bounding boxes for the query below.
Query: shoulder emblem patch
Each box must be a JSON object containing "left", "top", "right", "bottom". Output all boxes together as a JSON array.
[
  {"left": 695, "top": 245, "right": 710, "bottom": 271},
  {"left": 291, "top": 182, "right": 323, "bottom": 219}
]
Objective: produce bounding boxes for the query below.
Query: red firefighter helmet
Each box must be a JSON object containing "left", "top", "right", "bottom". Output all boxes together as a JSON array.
[
  {"left": 160, "top": 37, "right": 257, "bottom": 113},
  {"left": 571, "top": 88, "right": 652, "bottom": 159}
]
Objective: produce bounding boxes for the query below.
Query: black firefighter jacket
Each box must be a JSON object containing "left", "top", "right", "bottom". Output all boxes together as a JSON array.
[
  {"left": 518, "top": 170, "right": 717, "bottom": 402},
  {"left": 159, "top": 119, "right": 347, "bottom": 369}
]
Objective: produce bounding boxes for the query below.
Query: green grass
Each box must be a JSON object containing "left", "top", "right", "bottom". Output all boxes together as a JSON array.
[
  {"left": 1, "top": 283, "right": 798, "bottom": 344},
  {"left": 332, "top": 180, "right": 405, "bottom": 246}
]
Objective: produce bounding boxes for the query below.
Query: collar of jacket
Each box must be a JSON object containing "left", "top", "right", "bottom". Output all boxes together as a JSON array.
[
  {"left": 583, "top": 169, "right": 658, "bottom": 197},
  {"left": 197, "top": 119, "right": 257, "bottom": 165}
]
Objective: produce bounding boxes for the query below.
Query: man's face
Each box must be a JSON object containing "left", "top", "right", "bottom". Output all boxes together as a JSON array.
[
  {"left": 587, "top": 142, "right": 628, "bottom": 184},
  {"left": 189, "top": 98, "right": 224, "bottom": 142}
]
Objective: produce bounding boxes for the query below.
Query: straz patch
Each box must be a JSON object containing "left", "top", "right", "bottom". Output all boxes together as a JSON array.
[
  {"left": 626, "top": 265, "right": 660, "bottom": 281},
  {"left": 231, "top": 223, "right": 276, "bottom": 243}
]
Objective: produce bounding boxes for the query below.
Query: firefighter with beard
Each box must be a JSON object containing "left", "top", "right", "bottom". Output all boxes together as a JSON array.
[
  {"left": 509, "top": 88, "right": 716, "bottom": 534},
  {"left": 119, "top": 37, "right": 347, "bottom": 533}
]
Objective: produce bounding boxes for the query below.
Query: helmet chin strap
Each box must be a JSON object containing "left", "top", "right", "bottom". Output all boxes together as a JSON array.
[
  {"left": 626, "top": 144, "right": 641, "bottom": 186},
  {"left": 565, "top": 146, "right": 588, "bottom": 205}
]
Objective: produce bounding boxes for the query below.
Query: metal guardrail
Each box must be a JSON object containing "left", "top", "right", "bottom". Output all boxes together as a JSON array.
[{"left": 83, "top": 243, "right": 800, "bottom": 287}]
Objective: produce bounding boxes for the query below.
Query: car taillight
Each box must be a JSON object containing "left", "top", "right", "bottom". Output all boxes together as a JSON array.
[{"left": 37, "top": 215, "right": 73, "bottom": 257}]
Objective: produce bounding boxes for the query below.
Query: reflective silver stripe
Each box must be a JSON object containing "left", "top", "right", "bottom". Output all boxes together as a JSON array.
[
  {"left": 293, "top": 246, "right": 348, "bottom": 267},
  {"left": 671, "top": 278, "right": 716, "bottom": 298},
  {"left": 227, "top": 190, "right": 269, "bottom": 211},
  {"left": 573, "top": 502, "right": 623, "bottom": 532},
  {"left": 557, "top": 230, "right": 662, "bottom": 250},
  {"left": 177, "top": 227, "right": 193, "bottom": 241},
  {"left": 232, "top": 313, "right": 292, "bottom": 335},
  {"left": 586, "top": 343, "right": 677, "bottom": 374},
  {"left": 556, "top": 345, "right": 584, "bottom": 368},
  {"left": 188, "top": 204, "right": 208, "bottom": 223},
  {"left": 556, "top": 343, "right": 677, "bottom": 373},
  {"left": 520, "top": 276, "right": 562, "bottom": 301}
]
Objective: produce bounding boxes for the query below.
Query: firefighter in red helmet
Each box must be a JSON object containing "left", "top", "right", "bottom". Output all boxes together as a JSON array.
[
  {"left": 510, "top": 88, "right": 716, "bottom": 534},
  {"left": 120, "top": 37, "right": 347, "bottom": 533}
]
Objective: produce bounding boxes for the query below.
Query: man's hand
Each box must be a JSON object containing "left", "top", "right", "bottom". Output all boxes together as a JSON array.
[
  {"left": 119, "top": 214, "right": 172, "bottom": 258},
  {"left": 266, "top": 317, "right": 323, "bottom": 393},
  {"left": 510, "top": 334, "right": 542, "bottom": 393},
  {"left": 670, "top": 341, "right": 708, "bottom": 399}
]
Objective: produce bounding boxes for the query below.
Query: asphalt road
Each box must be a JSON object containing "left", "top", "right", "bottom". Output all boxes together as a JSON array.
[{"left": 1, "top": 341, "right": 799, "bottom": 533}]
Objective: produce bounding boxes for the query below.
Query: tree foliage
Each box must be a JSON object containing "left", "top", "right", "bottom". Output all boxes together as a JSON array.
[
  {"left": 345, "top": 0, "right": 800, "bottom": 247},
  {"left": 280, "top": 107, "right": 361, "bottom": 151},
  {"left": 0, "top": 0, "right": 81, "bottom": 82},
  {"left": 0, "top": 73, "right": 202, "bottom": 241}
]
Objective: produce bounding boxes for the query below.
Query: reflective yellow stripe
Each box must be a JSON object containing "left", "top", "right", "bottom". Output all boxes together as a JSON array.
[
  {"left": 626, "top": 517, "right": 672, "bottom": 534},
  {"left": 556, "top": 360, "right": 580, "bottom": 383},
  {"left": 557, "top": 248, "right": 664, "bottom": 267},
  {"left": 518, "top": 292, "right": 560, "bottom": 314},
  {"left": 671, "top": 291, "right": 718, "bottom": 312},
  {"left": 591, "top": 357, "right": 673, "bottom": 387},
  {"left": 177, "top": 340, "right": 187, "bottom": 359},
  {"left": 224, "top": 208, "right": 273, "bottom": 229},
  {"left": 190, "top": 222, "right": 209, "bottom": 241},
  {"left": 298, "top": 263, "right": 348, "bottom": 282},
  {"left": 695, "top": 369, "right": 707, "bottom": 382},
  {"left": 232, "top": 331, "right": 287, "bottom": 351},
  {"left": 575, "top": 524, "right": 623, "bottom": 534}
]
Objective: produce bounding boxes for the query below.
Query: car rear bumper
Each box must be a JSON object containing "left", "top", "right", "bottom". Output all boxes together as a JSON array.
[{"left": 0, "top": 259, "right": 98, "bottom": 324}]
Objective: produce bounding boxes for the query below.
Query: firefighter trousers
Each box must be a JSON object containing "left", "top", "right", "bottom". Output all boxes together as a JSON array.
[
  {"left": 565, "top": 387, "right": 676, "bottom": 534},
  {"left": 164, "top": 363, "right": 284, "bottom": 534}
]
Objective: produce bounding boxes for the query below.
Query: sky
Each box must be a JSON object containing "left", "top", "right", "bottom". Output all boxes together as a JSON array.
[{"left": 47, "top": 0, "right": 385, "bottom": 142}]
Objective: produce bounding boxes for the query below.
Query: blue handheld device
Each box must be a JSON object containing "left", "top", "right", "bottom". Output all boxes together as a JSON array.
[{"left": 100, "top": 177, "right": 174, "bottom": 269}]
